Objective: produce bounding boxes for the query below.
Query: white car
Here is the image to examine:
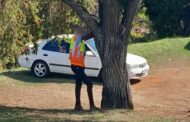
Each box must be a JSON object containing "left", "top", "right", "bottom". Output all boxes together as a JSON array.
[{"left": 18, "top": 36, "right": 149, "bottom": 79}]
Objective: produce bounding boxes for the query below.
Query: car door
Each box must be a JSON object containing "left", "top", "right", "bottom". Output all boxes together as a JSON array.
[
  {"left": 41, "top": 40, "right": 70, "bottom": 74},
  {"left": 84, "top": 39, "right": 100, "bottom": 77}
]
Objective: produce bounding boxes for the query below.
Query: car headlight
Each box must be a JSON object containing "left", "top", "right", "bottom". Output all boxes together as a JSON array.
[
  {"left": 128, "top": 64, "right": 139, "bottom": 69},
  {"left": 128, "top": 63, "right": 147, "bottom": 69},
  {"left": 139, "top": 63, "right": 147, "bottom": 68}
]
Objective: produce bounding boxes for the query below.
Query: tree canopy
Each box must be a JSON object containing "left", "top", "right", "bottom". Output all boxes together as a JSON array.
[
  {"left": 0, "top": 0, "right": 41, "bottom": 67},
  {"left": 144, "top": 0, "right": 190, "bottom": 37}
]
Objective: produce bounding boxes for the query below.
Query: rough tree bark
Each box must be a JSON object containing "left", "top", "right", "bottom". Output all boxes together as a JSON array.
[{"left": 62, "top": 0, "right": 141, "bottom": 109}]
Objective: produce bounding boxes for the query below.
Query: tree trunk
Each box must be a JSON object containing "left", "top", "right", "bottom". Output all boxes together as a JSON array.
[
  {"left": 98, "top": 36, "right": 133, "bottom": 109},
  {"left": 97, "top": 0, "right": 133, "bottom": 109},
  {"left": 182, "top": 20, "right": 190, "bottom": 36},
  {"left": 181, "top": 5, "right": 190, "bottom": 36}
]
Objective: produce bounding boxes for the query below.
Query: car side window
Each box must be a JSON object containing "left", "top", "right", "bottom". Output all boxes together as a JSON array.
[
  {"left": 42, "top": 41, "right": 59, "bottom": 52},
  {"left": 85, "top": 45, "right": 91, "bottom": 52},
  {"left": 42, "top": 42, "right": 51, "bottom": 50},
  {"left": 60, "top": 40, "right": 70, "bottom": 53},
  {"left": 42, "top": 40, "right": 70, "bottom": 53}
]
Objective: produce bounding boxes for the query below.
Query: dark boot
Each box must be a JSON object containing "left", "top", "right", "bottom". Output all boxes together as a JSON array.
[{"left": 74, "top": 104, "right": 83, "bottom": 111}]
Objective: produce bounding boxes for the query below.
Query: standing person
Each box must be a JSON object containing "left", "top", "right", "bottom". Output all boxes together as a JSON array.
[{"left": 69, "top": 25, "right": 97, "bottom": 110}]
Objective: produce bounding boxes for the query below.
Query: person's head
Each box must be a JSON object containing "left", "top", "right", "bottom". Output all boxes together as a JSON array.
[{"left": 73, "top": 25, "right": 84, "bottom": 35}]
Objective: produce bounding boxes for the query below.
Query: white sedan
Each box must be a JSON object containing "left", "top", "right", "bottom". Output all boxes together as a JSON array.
[{"left": 18, "top": 37, "right": 149, "bottom": 79}]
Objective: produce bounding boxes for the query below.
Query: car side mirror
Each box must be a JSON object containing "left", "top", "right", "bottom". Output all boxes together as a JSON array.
[{"left": 86, "top": 51, "right": 95, "bottom": 57}]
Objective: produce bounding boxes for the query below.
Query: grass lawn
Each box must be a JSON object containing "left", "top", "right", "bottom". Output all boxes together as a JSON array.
[
  {"left": 128, "top": 37, "right": 190, "bottom": 65},
  {"left": 0, "top": 107, "right": 176, "bottom": 122},
  {"left": 0, "top": 68, "right": 75, "bottom": 86}
]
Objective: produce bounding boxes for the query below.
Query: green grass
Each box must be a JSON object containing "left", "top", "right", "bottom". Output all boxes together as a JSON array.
[
  {"left": 0, "top": 68, "right": 76, "bottom": 87},
  {"left": 0, "top": 107, "right": 176, "bottom": 122},
  {"left": 0, "top": 67, "right": 101, "bottom": 88},
  {"left": 128, "top": 37, "right": 190, "bottom": 65}
]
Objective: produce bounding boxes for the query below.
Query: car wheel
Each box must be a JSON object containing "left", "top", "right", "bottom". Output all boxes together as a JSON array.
[{"left": 32, "top": 61, "right": 49, "bottom": 78}]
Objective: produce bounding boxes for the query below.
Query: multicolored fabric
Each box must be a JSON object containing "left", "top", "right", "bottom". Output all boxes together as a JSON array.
[{"left": 69, "top": 35, "right": 85, "bottom": 67}]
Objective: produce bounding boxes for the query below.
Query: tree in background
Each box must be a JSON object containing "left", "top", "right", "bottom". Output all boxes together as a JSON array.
[
  {"left": 0, "top": 0, "right": 92, "bottom": 68},
  {"left": 144, "top": 0, "right": 190, "bottom": 37},
  {"left": 131, "top": 5, "right": 151, "bottom": 41},
  {"left": 0, "top": 0, "right": 5, "bottom": 10},
  {"left": 37, "top": 0, "right": 97, "bottom": 38},
  {"left": 0, "top": 0, "right": 41, "bottom": 68},
  {"left": 63, "top": 0, "right": 141, "bottom": 109},
  {"left": 181, "top": 4, "right": 190, "bottom": 36},
  {"left": 119, "top": 0, "right": 151, "bottom": 41},
  {"left": 37, "top": 0, "right": 80, "bottom": 38}
]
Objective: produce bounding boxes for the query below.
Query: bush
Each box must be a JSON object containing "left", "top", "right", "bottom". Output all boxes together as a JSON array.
[{"left": 144, "top": 0, "right": 190, "bottom": 37}]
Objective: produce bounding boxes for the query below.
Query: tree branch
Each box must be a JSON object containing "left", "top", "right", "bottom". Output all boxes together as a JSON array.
[
  {"left": 0, "top": 0, "right": 5, "bottom": 10},
  {"left": 120, "top": 0, "right": 142, "bottom": 37},
  {"left": 62, "top": 0, "right": 98, "bottom": 33},
  {"left": 98, "top": 0, "right": 103, "bottom": 27}
]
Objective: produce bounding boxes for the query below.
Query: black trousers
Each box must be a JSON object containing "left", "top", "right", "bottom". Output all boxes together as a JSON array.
[{"left": 71, "top": 65, "right": 94, "bottom": 106}]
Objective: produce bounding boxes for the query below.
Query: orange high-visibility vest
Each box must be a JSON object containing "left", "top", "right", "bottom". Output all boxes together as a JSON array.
[{"left": 69, "top": 35, "right": 85, "bottom": 67}]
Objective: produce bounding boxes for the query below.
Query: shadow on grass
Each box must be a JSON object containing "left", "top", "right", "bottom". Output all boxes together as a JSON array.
[
  {"left": 0, "top": 69, "right": 101, "bottom": 85},
  {"left": 184, "top": 41, "right": 190, "bottom": 51},
  {"left": 0, "top": 105, "right": 104, "bottom": 121},
  {"left": 0, "top": 105, "right": 102, "bottom": 115},
  {"left": 0, "top": 69, "right": 140, "bottom": 86}
]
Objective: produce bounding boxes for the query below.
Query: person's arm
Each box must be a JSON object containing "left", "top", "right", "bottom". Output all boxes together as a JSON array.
[
  {"left": 69, "top": 36, "right": 74, "bottom": 59},
  {"left": 82, "top": 32, "right": 94, "bottom": 41}
]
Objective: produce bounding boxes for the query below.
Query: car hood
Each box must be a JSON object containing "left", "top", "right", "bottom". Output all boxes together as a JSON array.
[{"left": 126, "top": 53, "right": 147, "bottom": 65}]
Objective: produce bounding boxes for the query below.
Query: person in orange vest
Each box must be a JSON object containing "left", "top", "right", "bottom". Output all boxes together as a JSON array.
[{"left": 69, "top": 25, "right": 98, "bottom": 110}]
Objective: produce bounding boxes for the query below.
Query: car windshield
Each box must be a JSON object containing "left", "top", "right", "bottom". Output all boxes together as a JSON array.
[{"left": 86, "top": 38, "right": 98, "bottom": 53}]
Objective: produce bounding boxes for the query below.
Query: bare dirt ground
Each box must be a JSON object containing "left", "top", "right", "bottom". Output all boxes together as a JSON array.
[
  {"left": 0, "top": 58, "right": 190, "bottom": 121},
  {"left": 132, "top": 58, "right": 190, "bottom": 121}
]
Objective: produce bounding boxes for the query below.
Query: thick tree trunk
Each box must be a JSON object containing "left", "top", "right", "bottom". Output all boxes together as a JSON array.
[
  {"left": 100, "top": 39, "right": 133, "bottom": 109},
  {"left": 97, "top": 0, "right": 134, "bottom": 109},
  {"left": 101, "top": 70, "right": 133, "bottom": 109}
]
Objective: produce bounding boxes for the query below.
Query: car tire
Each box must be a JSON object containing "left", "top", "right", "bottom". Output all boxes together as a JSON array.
[{"left": 32, "top": 61, "right": 49, "bottom": 78}]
